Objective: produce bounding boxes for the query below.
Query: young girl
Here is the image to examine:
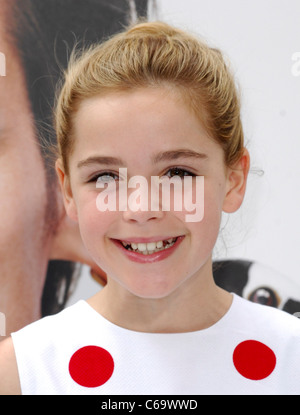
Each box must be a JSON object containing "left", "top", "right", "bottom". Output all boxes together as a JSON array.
[{"left": 1, "top": 21, "right": 300, "bottom": 395}]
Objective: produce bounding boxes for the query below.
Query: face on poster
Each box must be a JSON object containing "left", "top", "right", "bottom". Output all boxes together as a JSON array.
[{"left": 0, "top": 0, "right": 149, "bottom": 338}]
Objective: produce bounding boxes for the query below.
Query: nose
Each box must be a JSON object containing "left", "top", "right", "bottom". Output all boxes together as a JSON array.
[
  {"left": 121, "top": 181, "right": 165, "bottom": 224},
  {"left": 122, "top": 208, "right": 164, "bottom": 224}
]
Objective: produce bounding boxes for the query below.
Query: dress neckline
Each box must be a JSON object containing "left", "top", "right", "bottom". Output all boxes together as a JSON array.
[{"left": 77, "top": 292, "right": 238, "bottom": 336}]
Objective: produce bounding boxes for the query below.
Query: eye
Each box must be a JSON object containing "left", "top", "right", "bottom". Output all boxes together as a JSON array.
[
  {"left": 248, "top": 287, "right": 279, "bottom": 308},
  {"left": 164, "top": 167, "right": 195, "bottom": 179},
  {"left": 89, "top": 172, "right": 119, "bottom": 184}
]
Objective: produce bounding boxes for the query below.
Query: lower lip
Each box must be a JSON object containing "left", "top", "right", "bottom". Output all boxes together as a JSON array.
[{"left": 111, "top": 236, "right": 185, "bottom": 264}]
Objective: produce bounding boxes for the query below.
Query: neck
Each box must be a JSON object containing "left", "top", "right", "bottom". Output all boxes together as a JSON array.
[{"left": 88, "top": 260, "right": 233, "bottom": 333}]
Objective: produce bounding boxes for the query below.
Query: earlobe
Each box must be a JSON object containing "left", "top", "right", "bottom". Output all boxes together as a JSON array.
[
  {"left": 222, "top": 149, "right": 250, "bottom": 213},
  {"left": 55, "top": 159, "right": 78, "bottom": 222}
]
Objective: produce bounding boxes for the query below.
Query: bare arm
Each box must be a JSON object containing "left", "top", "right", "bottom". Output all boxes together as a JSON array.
[{"left": 0, "top": 337, "right": 21, "bottom": 395}]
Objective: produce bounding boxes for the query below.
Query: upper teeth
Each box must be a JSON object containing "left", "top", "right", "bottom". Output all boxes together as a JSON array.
[{"left": 121, "top": 238, "right": 177, "bottom": 254}]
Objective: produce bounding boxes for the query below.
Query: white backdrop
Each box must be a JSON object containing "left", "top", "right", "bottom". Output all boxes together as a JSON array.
[{"left": 68, "top": 0, "right": 300, "bottom": 305}]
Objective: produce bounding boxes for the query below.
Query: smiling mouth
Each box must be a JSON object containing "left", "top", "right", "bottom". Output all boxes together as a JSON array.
[{"left": 118, "top": 237, "right": 178, "bottom": 255}]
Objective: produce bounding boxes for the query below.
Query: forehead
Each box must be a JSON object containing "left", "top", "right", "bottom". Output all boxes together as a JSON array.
[
  {"left": 0, "top": 0, "right": 13, "bottom": 47},
  {"left": 73, "top": 87, "right": 212, "bottom": 148},
  {"left": 67, "top": 88, "right": 229, "bottom": 180},
  {"left": 0, "top": 10, "right": 35, "bottom": 145},
  {"left": 68, "top": 87, "right": 227, "bottom": 171},
  {"left": 0, "top": 3, "right": 25, "bottom": 95}
]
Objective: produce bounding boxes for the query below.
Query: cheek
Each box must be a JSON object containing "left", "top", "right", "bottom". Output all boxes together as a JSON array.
[
  {"left": 173, "top": 177, "right": 223, "bottom": 227},
  {"left": 174, "top": 180, "right": 224, "bottom": 255},
  {"left": 202, "top": 182, "right": 225, "bottom": 235},
  {"left": 76, "top": 195, "right": 115, "bottom": 250},
  {"left": 0, "top": 151, "right": 47, "bottom": 245}
]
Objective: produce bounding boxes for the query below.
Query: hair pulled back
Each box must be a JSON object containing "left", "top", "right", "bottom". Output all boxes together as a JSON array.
[{"left": 55, "top": 21, "right": 245, "bottom": 174}]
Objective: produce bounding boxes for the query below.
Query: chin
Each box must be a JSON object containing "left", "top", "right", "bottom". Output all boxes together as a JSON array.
[{"left": 122, "top": 278, "right": 183, "bottom": 300}]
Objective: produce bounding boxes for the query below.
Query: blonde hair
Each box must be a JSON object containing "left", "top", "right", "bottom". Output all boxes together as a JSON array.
[{"left": 55, "top": 21, "right": 245, "bottom": 174}]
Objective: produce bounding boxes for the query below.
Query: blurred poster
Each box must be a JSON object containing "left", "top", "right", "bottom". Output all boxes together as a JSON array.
[{"left": 0, "top": 0, "right": 148, "bottom": 337}]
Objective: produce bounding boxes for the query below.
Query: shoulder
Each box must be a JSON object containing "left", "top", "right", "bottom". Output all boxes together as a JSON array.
[
  {"left": 8, "top": 301, "right": 107, "bottom": 395},
  {"left": 14, "top": 301, "right": 87, "bottom": 339},
  {"left": 2, "top": 302, "right": 87, "bottom": 395},
  {"left": 11, "top": 301, "right": 88, "bottom": 355},
  {"left": 0, "top": 337, "right": 21, "bottom": 395},
  {"left": 233, "top": 294, "right": 300, "bottom": 339}
]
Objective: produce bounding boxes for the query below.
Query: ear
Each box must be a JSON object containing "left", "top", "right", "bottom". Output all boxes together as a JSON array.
[
  {"left": 222, "top": 149, "right": 250, "bottom": 213},
  {"left": 55, "top": 159, "right": 78, "bottom": 222}
]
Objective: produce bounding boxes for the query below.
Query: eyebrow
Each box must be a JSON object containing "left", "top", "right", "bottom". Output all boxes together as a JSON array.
[
  {"left": 77, "top": 149, "right": 208, "bottom": 169},
  {"left": 152, "top": 149, "right": 208, "bottom": 164},
  {"left": 77, "top": 156, "right": 125, "bottom": 169}
]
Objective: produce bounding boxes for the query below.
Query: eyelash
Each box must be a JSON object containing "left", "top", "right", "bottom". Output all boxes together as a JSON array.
[
  {"left": 164, "top": 167, "right": 196, "bottom": 179},
  {"left": 88, "top": 167, "right": 196, "bottom": 183}
]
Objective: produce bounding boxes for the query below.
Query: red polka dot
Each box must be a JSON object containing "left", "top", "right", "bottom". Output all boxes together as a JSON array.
[
  {"left": 233, "top": 340, "right": 276, "bottom": 380},
  {"left": 69, "top": 346, "right": 114, "bottom": 388}
]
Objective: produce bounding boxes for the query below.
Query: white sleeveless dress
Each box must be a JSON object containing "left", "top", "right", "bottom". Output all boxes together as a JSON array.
[{"left": 11, "top": 294, "right": 300, "bottom": 395}]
